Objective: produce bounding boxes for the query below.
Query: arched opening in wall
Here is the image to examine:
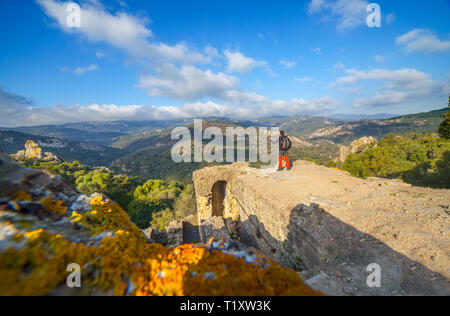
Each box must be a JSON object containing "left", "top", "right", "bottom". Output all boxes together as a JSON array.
[
  {"left": 211, "top": 181, "right": 227, "bottom": 217},
  {"left": 211, "top": 180, "right": 241, "bottom": 240}
]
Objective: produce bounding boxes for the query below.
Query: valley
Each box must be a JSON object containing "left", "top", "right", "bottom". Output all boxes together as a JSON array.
[{"left": 0, "top": 107, "right": 447, "bottom": 182}]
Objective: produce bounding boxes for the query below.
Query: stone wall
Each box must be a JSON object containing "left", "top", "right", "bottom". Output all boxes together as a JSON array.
[
  {"left": 193, "top": 161, "right": 450, "bottom": 295},
  {"left": 193, "top": 163, "right": 331, "bottom": 270}
]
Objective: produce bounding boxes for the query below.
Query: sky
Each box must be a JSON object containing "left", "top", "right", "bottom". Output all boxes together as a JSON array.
[{"left": 0, "top": 0, "right": 449, "bottom": 127}]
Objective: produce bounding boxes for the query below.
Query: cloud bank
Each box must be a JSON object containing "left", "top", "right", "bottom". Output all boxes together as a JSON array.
[
  {"left": 308, "top": 0, "right": 369, "bottom": 32},
  {"left": 396, "top": 29, "right": 450, "bottom": 53},
  {"left": 332, "top": 68, "right": 449, "bottom": 107},
  {"left": 0, "top": 86, "right": 338, "bottom": 127}
]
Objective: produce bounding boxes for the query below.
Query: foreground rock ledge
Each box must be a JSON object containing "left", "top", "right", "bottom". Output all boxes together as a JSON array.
[
  {"left": 193, "top": 161, "right": 450, "bottom": 296},
  {"left": 0, "top": 151, "right": 321, "bottom": 296}
]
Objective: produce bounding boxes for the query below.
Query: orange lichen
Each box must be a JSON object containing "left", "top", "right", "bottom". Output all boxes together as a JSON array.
[
  {"left": 70, "top": 195, "right": 143, "bottom": 237},
  {"left": 0, "top": 193, "right": 322, "bottom": 296}
]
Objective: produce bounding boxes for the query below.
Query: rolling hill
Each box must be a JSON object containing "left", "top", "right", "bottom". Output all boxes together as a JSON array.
[
  {"left": 1, "top": 107, "right": 446, "bottom": 182},
  {"left": 305, "top": 108, "right": 447, "bottom": 145},
  {"left": 0, "top": 130, "right": 125, "bottom": 166}
]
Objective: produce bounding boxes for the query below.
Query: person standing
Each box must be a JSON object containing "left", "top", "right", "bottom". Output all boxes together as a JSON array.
[{"left": 279, "top": 130, "right": 292, "bottom": 170}]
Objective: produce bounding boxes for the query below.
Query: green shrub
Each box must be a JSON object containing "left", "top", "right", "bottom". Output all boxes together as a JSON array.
[
  {"left": 342, "top": 133, "right": 450, "bottom": 188},
  {"left": 438, "top": 96, "right": 450, "bottom": 140}
]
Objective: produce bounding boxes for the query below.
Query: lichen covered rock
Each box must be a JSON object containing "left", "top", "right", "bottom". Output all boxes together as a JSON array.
[
  {"left": 25, "top": 140, "right": 42, "bottom": 159},
  {"left": 0, "top": 150, "right": 321, "bottom": 296},
  {"left": 338, "top": 136, "right": 376, "bottom": 162}
]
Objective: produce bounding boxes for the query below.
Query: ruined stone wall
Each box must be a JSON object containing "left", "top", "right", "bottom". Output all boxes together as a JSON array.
[
  {"left": 193, "top": 161, "right": 450, "bottom": 295},
  {"left": 193, "top": 163, "right": 332, "bottom": 270}
]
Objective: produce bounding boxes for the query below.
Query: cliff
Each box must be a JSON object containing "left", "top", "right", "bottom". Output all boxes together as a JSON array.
[
  {"left": 337, "top": 136, "right": 376, "bottom": 162},
  {"left": 0, "top": 151, "right": 320, "bottom": 296},
  {"left": 193, "top": 162, "right": 450, "bottom": 296},
  {"left": 11, "top": 140, "right": 60, "bottom": 162}
]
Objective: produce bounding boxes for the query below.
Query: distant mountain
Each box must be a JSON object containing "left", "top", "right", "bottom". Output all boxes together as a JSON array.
[
  {"left": 328, "top": 113, "right": 396, "bottom": 120},
  {"left": 110, "top": 122, "right": 230, "bottom": 182},
  {"left": 0, "top": 131, "right": 125, "bottom": 166},
  {"left": 0, "top": 118, "right": 255, "bottom": 146},
  {"left": 254, "top": 116, "right": 345, "bottom": 137},
  {"left": 1, "top": 108, "right": 446, "bottom": 180},
  {"left": 306, "top": 108, "right": 447, "bottom": 145},
  {"left": 0, "top": 125, "right": 125, "bottom": 146}
]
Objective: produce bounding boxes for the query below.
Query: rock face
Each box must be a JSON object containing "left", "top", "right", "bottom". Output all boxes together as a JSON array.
[
  {"left": 338, "top": 136, "right": 376, "bottom": 162},
  {"left": 12, "top": 140, "right": 60, "bottom": 162},
  {"left": 0, "top": 150, "right": 320, "bottom": 296},
  {"left": 25, "top": 140, "right": 42, "bottom": 159},
  {"left": 193, "top": 161, "right": 450, "bottom": 296}
]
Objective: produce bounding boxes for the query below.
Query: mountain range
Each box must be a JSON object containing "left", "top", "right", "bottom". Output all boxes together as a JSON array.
[{"left": 0, "top": 107, "right": 446, "bottom": 182}]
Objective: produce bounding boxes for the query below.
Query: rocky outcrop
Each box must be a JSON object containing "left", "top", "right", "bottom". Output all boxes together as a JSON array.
[
  {"left": 11, "top": 140, "right": 61, "bottom": 162},
  {"left": 193, "top": 161, "right": 450, "bottom": 296},
  {"left": 337, "top": 136, "right": 376, "bottom": 162},
  {"left": 0, "top": 150, "right": 320, "bottom": 296}
]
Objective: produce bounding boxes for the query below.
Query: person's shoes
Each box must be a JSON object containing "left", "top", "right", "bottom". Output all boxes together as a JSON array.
[
  {"left": 277, "top": 168, "right": 285, "bottom": 171},
  {"left": 287, "top": 167, "right": 292, "bottom": 171}
]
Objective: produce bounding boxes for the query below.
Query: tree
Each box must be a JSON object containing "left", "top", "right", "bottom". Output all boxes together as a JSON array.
[
  {"left": 127, "top": 180, "right": 183, "bottom": 229},
  {"left": 173, "top": 184, "right": 197, "bottom": 219},
  {"left": 342, "top": 133, "right": 450, "bottom": 188},
  {"left": 150, "top": 208, "right": 175, "bottom": 231},
  {"left": 438, "top": 95, "right": 450, "bottom": 139}
]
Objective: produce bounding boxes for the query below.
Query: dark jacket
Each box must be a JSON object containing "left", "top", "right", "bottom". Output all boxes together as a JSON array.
[{"left": 279, "top": 135, "right": 292, "bottom": 154}]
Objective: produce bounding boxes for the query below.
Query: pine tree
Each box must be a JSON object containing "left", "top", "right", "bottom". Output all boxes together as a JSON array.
[{"left": 438, "top": 95, "right": 450, "bottom": 139}]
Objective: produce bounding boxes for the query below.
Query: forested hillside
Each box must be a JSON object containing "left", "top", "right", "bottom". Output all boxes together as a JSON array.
[
  {"left": 21, "top": 159, "right": 196, "bottom": 230},
  {"left": 341, "top": 133, "right": 450, "bottom": 188}
]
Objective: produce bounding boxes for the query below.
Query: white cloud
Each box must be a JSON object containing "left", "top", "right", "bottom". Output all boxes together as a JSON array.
[
  {"left": 29, "top": 1, "right": 340, "bottom": 124},
  {"left": 307, "top": 0, "right": 369, "bottom": 32},
  {"left": 37, "top": 0, "right": 240, "bottom": 102},
  {"left": 223, "top": 50, "right": 267, "bottom": 74},
  {"left": 279, "top": 59, "right": 296, "bottom": 68},
  {"left": 96, "top": 51, "right": 106, "bottom": 59},
  {"left": 295, "top": 77, "right": 312, "bottom": 83},
  {"left": 333, "top": 62, "right": 345, "bottom": 70},
  {"left": 396, "top": 29, "right": 450, "bottom": 53},
  {"left": 37, "top": 0, "right": 209, "bottom": 64},
  {"left": 333, "top": 68, "right": 433, "bottom": 89},
  {"left": 136, "top": 64, "right": 239, "bottom": 100},
  {"left": 308, "top": 0, "right": 326, "bottom": 14},
  {"left": 374, "top": 55, "right": 385, "bottom": 63},
  {"left": 332, "top": 68, "right": 449, "bottom": 107},
  {"left": 385, "top": 13, "right": 396, "bottom": 24},
  {"left": 204, "top": 45, "right": 220, "bottom": 58},
  {"left": 73, "top": 64, "right": 99, "bottom": 75},
  {"left": 0, "top": 86, "right": 339, "bottom": 127},
  {"left": 311, "top": 47, "right": 322, "bottom": 55}
]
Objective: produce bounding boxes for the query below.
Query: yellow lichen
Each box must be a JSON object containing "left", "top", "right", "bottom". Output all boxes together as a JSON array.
[
  {"left": 0, "top": 193, "right": 322, "bottom": 296},
  {"left": 71, "top": 211, "right": 83, "bottom": 223},
  {"left": 15, "top": 191, "right": 32, "bottom": 202},
  {"left": 40, "top": 197, "right": 67, "bottom": 215},
  {"left": 24, "top": 229, "right": 45, "bottom": 242}
]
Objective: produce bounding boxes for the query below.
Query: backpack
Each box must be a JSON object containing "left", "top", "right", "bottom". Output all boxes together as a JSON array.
[{"left": 280, "top": 136, "right": 291, "bottom": 151}]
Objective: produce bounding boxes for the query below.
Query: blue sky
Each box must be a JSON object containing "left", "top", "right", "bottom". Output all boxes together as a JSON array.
[{"left": 0, "top": 0, "right": 449, "bottom": 126}]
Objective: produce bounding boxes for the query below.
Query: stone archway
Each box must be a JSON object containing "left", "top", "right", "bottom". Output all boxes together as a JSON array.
[
  {"left": 211, "top": 181, "right": 227, "bottom": 217},
  {"left": 210, "top": 180, "right": 241, "bottom": 240}
]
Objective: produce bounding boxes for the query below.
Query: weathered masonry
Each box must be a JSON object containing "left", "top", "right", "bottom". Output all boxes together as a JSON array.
[{"left": 193, "top": 162, "right": 450, "bottom": 296}]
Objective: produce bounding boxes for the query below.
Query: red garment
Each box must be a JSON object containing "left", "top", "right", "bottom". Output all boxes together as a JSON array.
[{"left": 279, "top": 155, "right": 291, "bottom": 169}]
